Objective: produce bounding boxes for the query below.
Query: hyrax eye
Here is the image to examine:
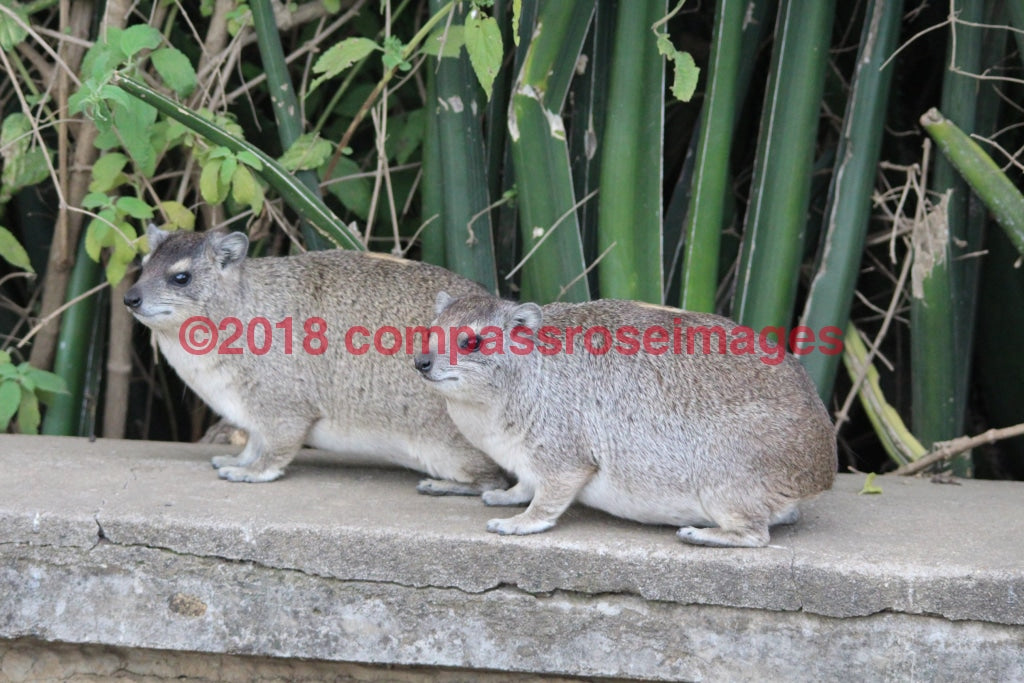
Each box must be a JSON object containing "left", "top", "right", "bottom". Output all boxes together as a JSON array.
[
  {"left": 171, "top": 272, "right": 191, "bottom": 286},
  {"left": 458, "top": 334, "right": 483, "bottom": 352}
]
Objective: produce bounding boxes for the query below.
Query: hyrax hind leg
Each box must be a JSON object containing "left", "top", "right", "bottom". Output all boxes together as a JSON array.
[
  {"left": 486, "top": 466, "right": 594, "bottom": 535},
  {"left": 414, "top": 443, "right": 509, "bottom": 496},
  {"left": 213, "top": 421, "right": 307, "bottom": 483}
]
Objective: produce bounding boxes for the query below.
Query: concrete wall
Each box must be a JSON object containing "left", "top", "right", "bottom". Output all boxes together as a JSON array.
[{"left": 1, "top": 436, "right": 1022, "bottom": 681}]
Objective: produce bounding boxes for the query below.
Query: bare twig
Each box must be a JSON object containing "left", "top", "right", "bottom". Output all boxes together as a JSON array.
[{"left": 895, "top": 423, "right": 1024, "bottom": 475}]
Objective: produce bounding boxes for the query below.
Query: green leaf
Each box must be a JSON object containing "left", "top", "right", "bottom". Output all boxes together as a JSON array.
[
  {"left": 0, "top": 380, "right": 19, "bottom": 429},
  {"left": 464, "top": 12, "right": 502, "bottom": 99},
  {"left": 0, "top": 5, "right": 28, "bottom": 51},
  {"left": 115, "top": 196, "right": 154, "bottom": 219},
  {"left": 322, "top": 0, "right": 341, "bottom": 11},
  {"left": 0, "top": 350, "right": 10, "bottom": 364},
  {"left": 118, "top": 24, "right": 162, "bottom": 58},
  {"left": 110, "top": 98, "right": 159, "bottom": 176},
  {"left": 17, "top": 386, "right": 41, "bottom": 434},
  {"left": 669, "top": 50, "right": 699, "bottom": 102},
  {"left": 89, "top": 153, "right": 129, "bottom": 193},
  {"left": 278, "top": 133, "right": 333, "bottom": 171},
  {"left": 512, "top": 0, "right": 522, "bottom": 46},
  {"left": 199, "top": 159, "right": 227, "bottom": 203},
  {"left": 231, "top": 164, "right": 264, "bottom": 215},
  {"left": 236, "top": 150, "right": 263, "bottom": 170},
  {"left": 218, "top": 154, "right": 238, "bottom": 190},
  {"left": 422, "top": 26, "right": 466, "bottom": 58},
  {"left": 0, "top": 226, "right": 34, "bottom": 272},
  {"left": 859, "top": 472, "right": 883, "bottom": 495},
  {"left": 151, "top": 47, "right": 197, "bottom": 97},
  {"left": 381, "top": 35, "right": 411, "bottom": 71},
  {"left": 22, "top": 367, "right": 68, "bottom": 395},
  {"left": 309, "top": 37, "right": 379, "bottom": 94},
  {"left": 321, "top": 156, "right": 372, "bottom": 220},
  {"left": 105, "top": 251, "right": 130, "bottom": 286},
  {"left": 84, "top": 217, "right": 111, "bottom": 262},
  {"left": 159, "top": 200, "right": 195, "bottom": 230},
  {"left": 82, "top": 192, "right": 112, "bottom": 210}
]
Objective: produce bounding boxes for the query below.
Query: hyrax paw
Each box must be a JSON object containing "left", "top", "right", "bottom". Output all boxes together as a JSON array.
[
  {"left": 676, "top": 526, "right": 768, "bottom": 548},
  {"left": 216, "top": 466, "right": 283, "bottom": 483},
  {"left": 486, "top": 515, "right": 555, "bottom": 536},
  {"left": 211, "top": 454, "right": 241, "bottom": 469},
  {"left": 416, "top": 478, "right": 480, "bottom": 496},
  {"left": 482, "top": 488, "right": 531, "bottom": 507}
]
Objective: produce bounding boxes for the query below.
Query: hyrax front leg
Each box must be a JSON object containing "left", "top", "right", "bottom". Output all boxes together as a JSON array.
[
  {"left": 214, "top": 423, "right": 307, "bottom": 483},
  {"left": 486, "top": 466, "right": 594, "bottom": 535}
]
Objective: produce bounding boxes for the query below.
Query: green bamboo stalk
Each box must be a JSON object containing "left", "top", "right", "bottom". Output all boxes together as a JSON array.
[
  {"left": 910, "top": 188, "right": 958, "bottom": 452},
  {"left": 570, "top": 0, "right": 615, "bottom": 294},
  {"left": 596, "top": 0, "right": 666, "bottom": 303},
  {"left": 930, "top": 0, "right": 985, "bottom": 472},
  {"left": 798, "top": 0, "right": 903, "bottom": 401},
  {"left": 507, "top": 0, "right": 593, "bottom": 303},
  {"left": 249, "top": 0, "right": 327, "bottom": 250},
  {"left": 921, "top": 108, "right": 1024, "bottom": 256},
  {"left": 1006, "top": 0, "right": 1024, "bottom": 76},
  {"left": 112, "top": 74, "right": 364, "bottom": 251},
  {"left": 679, "top": 0, "right": 745, "bottom": 313},
  {"left": 427, "top": 0, "right": 497, "bottom": 292},
  {"left": 419, "top": 64, "right": 445, "bottom": 267},
  {"left": 41, "top": 237, "right": 101, "bottom": 435},
  {"left": 732, "top": 0, "right": 835, "bottom": 331}
]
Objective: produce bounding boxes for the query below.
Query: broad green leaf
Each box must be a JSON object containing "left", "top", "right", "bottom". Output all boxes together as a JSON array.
[
  {"left": 231, "top": 164, "right": 264, "bottom": 215},
  {"left": 309, "top": 37, "right": 378, "bottom": 94},
  {"left": 656, "top": 34, "right": 699, "bottom": 103},
  {"left": 421, "top": 26, "right": 466, "bottom": 58},
  {"left": 199, "top": 159, "right": 227, "bottom": 203},
  {"left": 278, "top": 133, "right": 332, "bottom": 171},
  {"left": 105, "top": 251, "right": 130, "bottom": 286},
  {"left": 236, "top": 150, "right": 263, "bottom": 170},
  {"left": 218, "top": 154, "right": 237, "bottom": 190},
  {"left": 159, "top": 200, "right": 195, "bottom": 230},
  {"left": 151, "top": 47, "right": 197, "bottom": 97},
  {"left": 323, "top": 0, "right": 341, "bottom": 11},
  {"left": 111, "top": 98, "right": 159, "bottom": 175},
  {"left": 322, "top": 156, "right": 371, "bottom": 220},
  {"left": 21, "top": 367, "right": 68, "bottom": 394},
  {"left": 385, "top": 109, "right": 426, "bottom": 165},
  {"left": 381, "top": 35, "right": 411, "bottom": 71},
  {"left": 115, "top": 196, "right": 154, "bottom": 219},
  {"left": 0, "top": 5, "right": 28, "bottom": 51},
  {"left": 85, "top": 219, "right": 107, "bottom": 261},
  {"left": 89, "top": 153, "right": 129, "bottom": 193},
  {"left": 0, "top": 380, "right": 19, "bottom": 428},
  {"left": 17, "top": 386, "right": 40, "bottom": 434},
  {"left": 464, "top": 12, "right": 502, "bottom": 100},
  {"left": 81, "top": 192, "right": 111, "bottom": 210},
  {"left": 119, "top": 24, "right": 162, "bottom": 58},
  {"left": 0, "top": 350, "right": 9, "bottom": 364},
  {"left": 0, "top": 226, "right": 33, "bottom": 272}
]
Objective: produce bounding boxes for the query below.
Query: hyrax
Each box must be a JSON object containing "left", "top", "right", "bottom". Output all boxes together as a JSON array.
[
  {"left": 414, "top": 293, "right": 837, "bottom": 547},
  {"left": 124, "top": 227, "right": 506, "bottom": 493}
]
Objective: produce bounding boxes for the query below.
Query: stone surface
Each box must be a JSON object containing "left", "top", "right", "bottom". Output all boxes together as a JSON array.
[{"left": 1, "top": 435, "right": 1023, "bottom": 680}]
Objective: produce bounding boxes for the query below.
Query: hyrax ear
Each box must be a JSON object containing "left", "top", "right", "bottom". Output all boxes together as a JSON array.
[
  {"left": 146, "top": 223, "right": 171, "bottom": 253},
  {"left": 434, "top": 291, "right": 455, "bottom": 316},
  {"left": 510, "top": 302, "right": 542, "bottom": 330},
  {"left": 206, "top": 231, "right": 249, "bottom": 269}
]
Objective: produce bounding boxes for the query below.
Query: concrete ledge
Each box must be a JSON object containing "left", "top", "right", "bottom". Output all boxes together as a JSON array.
[{"left": 1, "top": 435, "right": 1022, "bottom": 680}]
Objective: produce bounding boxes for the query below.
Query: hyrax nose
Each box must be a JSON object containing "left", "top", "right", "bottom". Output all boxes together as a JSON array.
[
  {"left": 123, "top": 287, "right": 142, "bottom": 309},
  {"left": 414, "top": 354, "right": 433, "bottom": 374}
]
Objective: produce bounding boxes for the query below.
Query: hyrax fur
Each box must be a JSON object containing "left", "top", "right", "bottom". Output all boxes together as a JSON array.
[
  {"left": 414, "top": 293, "right": 837, "bottom": 547},
  {"left": 124, "top": 227, "right": 506, "bottom": 494}
]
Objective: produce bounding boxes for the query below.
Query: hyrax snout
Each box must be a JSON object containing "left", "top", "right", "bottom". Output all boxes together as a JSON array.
[
  {"left": 415, "top": 292, "right": 837, "bottom": 547},
  {"left": 125, "top": 227, "right": 506, "bottom": 494}
]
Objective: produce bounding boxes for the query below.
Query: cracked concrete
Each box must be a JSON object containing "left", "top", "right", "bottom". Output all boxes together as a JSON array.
[{"left": 1, "top": 435, "right": 1023, "bottom": 680}]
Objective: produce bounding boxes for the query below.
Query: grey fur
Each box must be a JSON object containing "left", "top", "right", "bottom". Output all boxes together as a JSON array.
[
  {"left": 124, "top": 227, "right": 506, "bottom": 493},
  {"left": 414, "top": 293, "right": 837, "bottom": 547}
]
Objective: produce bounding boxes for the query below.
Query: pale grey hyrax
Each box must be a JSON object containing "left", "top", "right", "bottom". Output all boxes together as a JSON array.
[
  {"left": 414, "top": 292, "right": 837, "bottom": 547},
  {"left": 124, "top": 226, "right": 506, "bottom": 494}
]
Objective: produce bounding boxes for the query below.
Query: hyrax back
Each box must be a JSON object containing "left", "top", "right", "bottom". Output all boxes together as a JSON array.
[
  {"left": 415, "top": 293, "right": 837, "bottom": 547},
  {"left": 124, "top": 227, "right": 505, "bottom": 494}
]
